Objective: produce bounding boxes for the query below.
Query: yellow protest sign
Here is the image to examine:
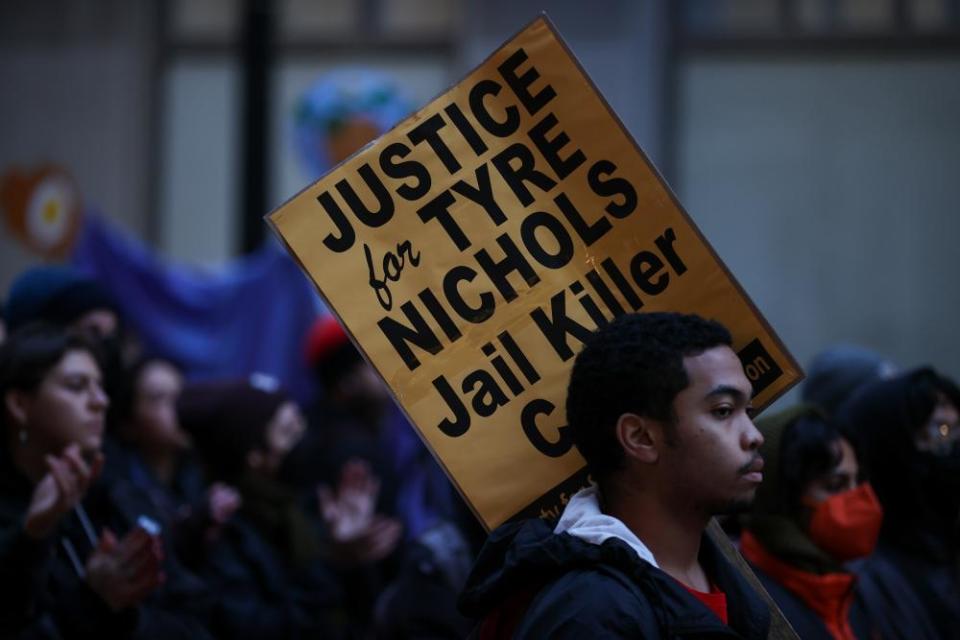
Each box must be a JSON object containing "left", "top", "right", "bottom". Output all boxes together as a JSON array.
[{"left": 268, "top": 15, "right": 802, "bottom": 531}]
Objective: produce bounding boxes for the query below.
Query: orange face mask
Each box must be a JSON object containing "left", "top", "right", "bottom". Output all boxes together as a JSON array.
[{"left": 807, "top": 482, "right": 884, "bottom": 562}]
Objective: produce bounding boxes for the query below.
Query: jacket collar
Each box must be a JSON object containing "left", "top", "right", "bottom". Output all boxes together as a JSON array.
[
  {"left": 741, "top": 531, "right": 856, "bottom": 639},
  {"left": 460, "top": 511, "right": 771, "bottom": 639},
  {"left": 554, "top": 486, "right": 770, "bottom": 636},
  {"left": 554, "top": 485, "right": 659, "bottom": 568}
]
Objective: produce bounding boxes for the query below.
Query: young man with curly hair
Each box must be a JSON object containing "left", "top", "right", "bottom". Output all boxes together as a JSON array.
[{"left": 461, "top": 312, "right": 771, "bottom": 639}]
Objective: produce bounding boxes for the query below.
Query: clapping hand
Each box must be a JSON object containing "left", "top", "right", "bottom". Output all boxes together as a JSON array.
[
  {"left": 24, "top": 443, "right": 103, "bottom": 539},
  {"left": 317, "top": 460, "right": 403, "bottom": 566},
  {"left": 207, "top": 482, "right": 242, "bottom": 525},
  {"left": 85, "top": 527, "right": 165, "bottom": 611}
]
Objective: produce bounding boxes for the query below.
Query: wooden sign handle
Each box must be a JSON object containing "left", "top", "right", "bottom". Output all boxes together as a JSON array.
[{"left": 706, "top": 519, "right": 799, "bottom": 640}]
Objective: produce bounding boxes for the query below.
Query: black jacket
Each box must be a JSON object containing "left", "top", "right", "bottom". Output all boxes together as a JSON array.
[
  {"left": 0, "top": 454, "right": 213, "bottom": 640},
  {"left": 197, "top": 513, "right": 350, "bottom": 640},
  {"left": 836, "top": 369, "right": 960, "bottom": 639},
  {"left": 0, "top": 463, "right": 138, "bottom": 639},
  {"left": 0, "top": 438, "right": 218, "bottom": 640},
  {"left": 748, "top": 563, "right": 881, "bottom": 640},
  {"left": 459, "top": 517, "right": 771, "bottom": 639},
  {"left": 848, "top": 540, "right": 954, "bottom": 640}
]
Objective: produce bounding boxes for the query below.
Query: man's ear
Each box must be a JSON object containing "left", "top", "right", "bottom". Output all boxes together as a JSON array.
[
  {"left": 616, "top": 413, "right": 660, "bottom": 464},
  {"left": 4, "top": 389, "right": 29, "bottom": 428}
]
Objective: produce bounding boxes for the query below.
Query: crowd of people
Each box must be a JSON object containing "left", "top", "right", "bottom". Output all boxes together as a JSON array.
[
  {"left": 0, "top": 264, "right": 480, "bottom": 639},
  {"left": 1, "top": 263, "right": 958, "bottom": 639}
]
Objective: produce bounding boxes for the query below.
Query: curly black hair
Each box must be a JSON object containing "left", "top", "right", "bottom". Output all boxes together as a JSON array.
[{"left": 565, "top": 312, "right": 732, "bottom": 479}]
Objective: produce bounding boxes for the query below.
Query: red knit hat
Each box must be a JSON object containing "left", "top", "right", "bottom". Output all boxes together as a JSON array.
[
  {"left": 304, "top": 315, "right": 364, "bottom": 389},
  {"left": 305, "top": 315, "right": 350, "bottom": 365}
]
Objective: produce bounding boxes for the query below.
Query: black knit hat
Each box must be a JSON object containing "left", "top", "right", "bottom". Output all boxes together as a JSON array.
[
  {"left": 5, "top": 265, "right": 117, "bottom": 332},
  {"left": 177, "top": 375, "right": 288, "bottom": 480},
  {"left": 801, "top": 344, "right": 895, "bottom": 417}
]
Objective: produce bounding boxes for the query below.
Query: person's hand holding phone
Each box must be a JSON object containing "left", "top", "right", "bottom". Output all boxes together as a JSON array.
[{"left": 85, "top": 524, "right": 165, "bottom": 611}]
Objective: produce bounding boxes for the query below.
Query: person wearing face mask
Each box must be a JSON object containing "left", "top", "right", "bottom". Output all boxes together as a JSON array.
[
  {"left": 836, "top": 368, "right": 960, "bottom": 640},
  {"left": 0, "top": 324, "right": 212, "bottom": 639},
  {"left": 739, "top": 406, "right": 883, "bottom": 639}
]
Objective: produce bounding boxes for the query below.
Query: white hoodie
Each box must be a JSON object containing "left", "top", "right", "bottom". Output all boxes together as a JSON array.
[{"left": 554, "top": 485, "right": 660, "bottom": 568}]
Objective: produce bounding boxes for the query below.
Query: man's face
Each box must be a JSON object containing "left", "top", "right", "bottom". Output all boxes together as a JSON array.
[{"left": 658, "top": 345, "right": 764, "bottom": 516}]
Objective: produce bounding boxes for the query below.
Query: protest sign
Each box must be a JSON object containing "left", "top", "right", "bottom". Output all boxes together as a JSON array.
[{"left": 268, "top": 15, "right": 802, "bottom": 531}]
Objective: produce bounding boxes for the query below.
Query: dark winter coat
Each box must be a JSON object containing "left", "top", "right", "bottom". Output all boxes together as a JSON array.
[
  {"left": 836, "top": 368, "right": 960, "bottom": 639},
  {"left": 459, "top": 517, "right": 771, "bottom": 639},
  {"left": 0, "top": 452, "right": 213, "bottom": 640},
  {"left": 196, "top": 512, "right": 349, "bottom": 640}
]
